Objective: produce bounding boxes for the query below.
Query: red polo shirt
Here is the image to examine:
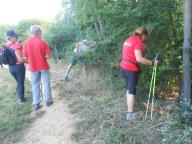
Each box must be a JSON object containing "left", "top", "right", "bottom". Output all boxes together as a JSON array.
[
  {"left": 120, "top": 36, "right": 143, "bottom": 72},
  {"left": 22, "top": 36, "right": 51, "bottom": 72}
]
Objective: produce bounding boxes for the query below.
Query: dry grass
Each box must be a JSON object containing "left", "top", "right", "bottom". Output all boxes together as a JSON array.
[
  {"left": 42, "top": 61, "right": 192, "bottom": 144},
  {"left": 58, "top": 65, "right": 182, "bottom": 144}
]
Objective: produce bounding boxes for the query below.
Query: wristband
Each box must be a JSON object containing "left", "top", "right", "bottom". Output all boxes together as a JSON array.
[{"left": 151, "top": 60, "right": 154, "bottom": 66}]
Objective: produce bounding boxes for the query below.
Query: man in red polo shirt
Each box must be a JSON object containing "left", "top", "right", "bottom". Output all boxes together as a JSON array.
[{"left": 23, "top": 25, "right": 52, "bottom": 110}]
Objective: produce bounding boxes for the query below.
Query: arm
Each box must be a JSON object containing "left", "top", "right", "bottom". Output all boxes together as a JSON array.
[
  {"left": 76, "top": 43, "right": 80, "bottom": 54},
  {"left": 45, "top": 55, "right": 51, "bottom": 59},
  {"left": 135, "top": 50, "right": 159, "bottom": 66},
  {"left": 22, "top": 43, "right": 28, "bottom": 62},
  {"left": 134, "top": 40, "right": 152, "bottom": 65},
  {"left": 44, "top": 42, "right": 51, "bottom": 59},
  {"left": 135, "top": 50, "right": 153, "bottom": 65},
  {"left": 15, "top": 49, "right": 28, "bottom": 63},
  {"left": 89, "top": 42, "right": 97, "bottom": 53}
]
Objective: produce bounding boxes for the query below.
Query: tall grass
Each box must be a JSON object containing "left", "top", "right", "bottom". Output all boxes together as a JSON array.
[
  {"left": 0, "top": 69, "right": 33, "bottom": 143},
  {"left": 59, "top": 68, "right": 192, "bottom": 144}
]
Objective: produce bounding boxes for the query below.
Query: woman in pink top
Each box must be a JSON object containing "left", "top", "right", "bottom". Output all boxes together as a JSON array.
[
  {"left": 5, "top": 30, "right": 27, "bottom": 104},
  {"left": 120, "top": 27, "right": 159, "bottom": 121}
]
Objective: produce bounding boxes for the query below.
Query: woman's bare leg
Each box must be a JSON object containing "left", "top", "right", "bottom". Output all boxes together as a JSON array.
[{"left": 127, "top": 91, "right": 135, "bottom": 113}]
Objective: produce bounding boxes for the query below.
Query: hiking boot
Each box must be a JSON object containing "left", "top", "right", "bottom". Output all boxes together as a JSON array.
[
  {"left": 33, "top": 103, "right": 40, "bottom": 110},
  {"left": 126, "top": 112, "right": 136, "bottom": 121},
  {"left": 64, "top": 75, "right": 69, "bottom": 81},
  {"left": 46, "top": 101, "right": 53, "bottom": 107},
  {"left": 22, "top": 98, "right": 27, "bottom": 102},
  {"left": 17, "top": 100, "right": 25, "bottom": 104}
]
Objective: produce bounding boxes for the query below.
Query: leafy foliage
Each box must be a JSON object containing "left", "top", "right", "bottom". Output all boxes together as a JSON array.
[
  {"left": 46, "top": 0, "right": 184, "bottom": 95},
  {"left": 0, "top": 0, "right": 190, "bottom": 143}
]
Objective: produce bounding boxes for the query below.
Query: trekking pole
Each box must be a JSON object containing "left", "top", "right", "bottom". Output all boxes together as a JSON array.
[
  {"left": 145, "top": 53, "right": 161, "bottom": 120},
  {"left": 144, "top": 66, "right": 155, "bottom": 120},
  {"left": 150, "top": 66, "right": 157, "bottom": 121}
]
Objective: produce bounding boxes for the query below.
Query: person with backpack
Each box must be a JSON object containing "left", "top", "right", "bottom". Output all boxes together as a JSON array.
[
  {"left": 64, "top": 39, "right": 96, "bottom": 81},
  {"left": 120, "top": 27, "right": 159, "bottom": 121},
  {"left": 22, "top": 25, "right": 53, "bottom": 110},
  {"left": 5, "top": 30, "right": 27, "bottom": 104}
]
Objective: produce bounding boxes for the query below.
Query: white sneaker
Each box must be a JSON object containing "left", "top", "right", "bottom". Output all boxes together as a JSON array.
[
  {"left": 126, "top": 112, "right": 136, "bottom": 121},
  {"left": 64, "top": 75, "right": 69, "bottom": 81}
]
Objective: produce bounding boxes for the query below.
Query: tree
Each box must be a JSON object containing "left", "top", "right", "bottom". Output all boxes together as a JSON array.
[
  {"left": 0, "top": 25, "right": 11, "bottom": 44},
  {"left": 48, "top": 0, "right": 184, "bottom": 96},
  {"left": 16, "top": 19, "right": 50, "bottom": 42},
  {"left": 182, "top": 0, "right": 192, "bottom": 109}
]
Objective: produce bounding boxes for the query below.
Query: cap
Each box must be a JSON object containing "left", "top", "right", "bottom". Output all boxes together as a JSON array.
[{"left": 6, "top": 30, "right": 19, "bottom": 37}]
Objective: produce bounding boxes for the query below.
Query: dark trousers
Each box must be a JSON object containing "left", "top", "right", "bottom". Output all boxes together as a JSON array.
[
  {"left": 121, "top": 69, "right": 139, "bottom": 95},
  {"left": 9, "top": 64, "right": 26, "bottom": 101}
]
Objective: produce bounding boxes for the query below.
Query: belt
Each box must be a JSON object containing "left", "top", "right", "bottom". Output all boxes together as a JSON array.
[{"left": 122, "top": 58, "right": 137, "bottom": 65}]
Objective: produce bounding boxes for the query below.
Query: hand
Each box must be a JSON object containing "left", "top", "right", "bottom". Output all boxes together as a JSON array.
[
  {"left": 45, "top": 55, "right": 51, "bottom": 59},
  {"left": 155, "top": 53, "right": 162, "bottom": 61},
  {"left": 151, "top": 53, "right": 162, "bottom": 66},
  {"left": 151, "top": 59, "right": 159, "bottom": 66},
  {"left": 154, "top": 60, "right": 159, "bottom": 66}
]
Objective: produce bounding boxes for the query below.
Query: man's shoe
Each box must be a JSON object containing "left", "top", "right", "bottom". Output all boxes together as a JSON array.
[
  {"left": 22, "top": 98, "right": 27, "bottom": 102},
  {"left": 126, "top": 112, "right": 136, "bottom": 121},
  {"left": 33, "top": 104, "right": 40, "bottom": 110},
  {"left": 46, "top": 101, "right": 53, "bottom": 107}
]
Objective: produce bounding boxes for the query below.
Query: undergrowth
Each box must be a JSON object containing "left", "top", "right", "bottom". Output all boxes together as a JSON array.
[{"left": 60, "top": 68, "right": 192, "bottom": 144}]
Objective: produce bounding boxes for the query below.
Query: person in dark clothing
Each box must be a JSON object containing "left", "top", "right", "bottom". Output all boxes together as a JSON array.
[{"left": 5, "top": 30, "right": 27, "bottom": 104}]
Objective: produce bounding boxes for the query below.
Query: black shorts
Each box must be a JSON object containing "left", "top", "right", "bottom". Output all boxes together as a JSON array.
[{"left": 121, "top": 69, "right": 139, "bottom": 95}]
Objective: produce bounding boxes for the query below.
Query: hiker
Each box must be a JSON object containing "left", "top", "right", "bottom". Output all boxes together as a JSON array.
[
  {"left": 5, "top": 30, "right": 27, "bottom": 104},
  {"left": 120, "top": 27, "right": 159, "bottom": 120},
  {"left": 22, "top": 25, "right": 53, "bottom": 110},
  {"left": 64, "top": 39, "right": 96, "bottom": 81}
]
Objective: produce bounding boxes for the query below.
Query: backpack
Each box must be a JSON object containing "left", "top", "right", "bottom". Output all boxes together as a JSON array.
[{"left": 1, "top": 47, "right": 17, "bottom": 65}]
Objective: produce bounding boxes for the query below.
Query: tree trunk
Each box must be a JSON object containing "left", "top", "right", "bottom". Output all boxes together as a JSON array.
[
  {"left": 94, "top": 21, "right": 102, "bottom": 40},
  {"left": 87, "top": 0, "right": 104, "bottom": 41},
  {"left": 182, "top": 0, "right": 192, "bottom": 109}
]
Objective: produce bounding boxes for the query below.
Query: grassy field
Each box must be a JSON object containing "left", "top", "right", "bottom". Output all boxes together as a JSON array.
[
  {"left": 0, "top": 68, "right": 33, "bottom": 143},
  {"left": 60, "top": 68, "right": 192, "bottom": 144}
]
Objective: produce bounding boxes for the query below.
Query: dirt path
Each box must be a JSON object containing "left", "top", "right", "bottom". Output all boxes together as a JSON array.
[
  {"left": 16, "top": 65, "right": 75, "bottom": 144},
  {"left": 17, "top": 99, "right": 74, "bottom": 144}
]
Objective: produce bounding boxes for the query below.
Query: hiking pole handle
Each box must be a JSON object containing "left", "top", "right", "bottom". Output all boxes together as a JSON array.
[
  {"left": 154, "top": 53, "right": 162, "bottom": 61},
  {"left": 151, "top": 53, "right": 162, "bottom": 66}
]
